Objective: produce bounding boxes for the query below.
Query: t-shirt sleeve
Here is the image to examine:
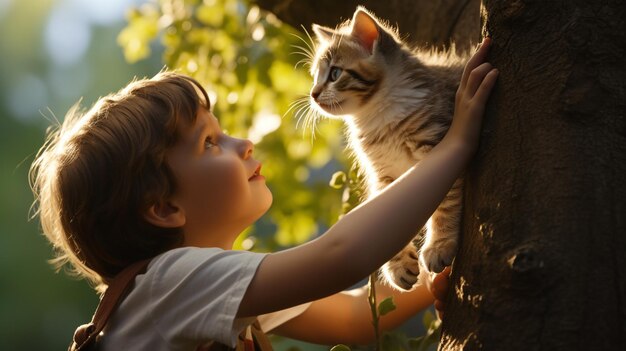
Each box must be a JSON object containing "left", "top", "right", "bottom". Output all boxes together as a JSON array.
[{"left": 148, "top": 247, "right": 266, "bottom": 348}]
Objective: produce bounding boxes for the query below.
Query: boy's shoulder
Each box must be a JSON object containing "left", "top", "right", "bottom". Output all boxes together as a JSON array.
[
  {"left": 105, "top": 247, "right": 268, "bottom": 348},
  {"left": 150, "top": 246, "right": 222, "bottom": 266},
  {"left": 147, "top": 247, "right": 268, "bottom": 285}
]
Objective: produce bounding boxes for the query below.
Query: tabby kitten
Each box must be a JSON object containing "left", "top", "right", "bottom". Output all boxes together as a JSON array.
[{"left": 308, "top": 7, "right": 469, "bottom": 290}]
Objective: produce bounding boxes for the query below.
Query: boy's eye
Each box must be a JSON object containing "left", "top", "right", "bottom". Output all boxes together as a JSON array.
[
  {"left": 329, "top": 66, "right": 342, "bottom": 82},
  {"left": 204, "top": 137, "right": 217, "bottom": 149}
]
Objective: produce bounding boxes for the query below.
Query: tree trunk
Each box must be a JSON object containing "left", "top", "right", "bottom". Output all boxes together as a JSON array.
[
  {"left": 253, "top": 0, "right": 481, "bottom": 53},
  {"left": 441, "top": 1, "right": 626, "bottom": 350},
  {"left": 256, "top": 0, "right": 626, "bottom": 349}
]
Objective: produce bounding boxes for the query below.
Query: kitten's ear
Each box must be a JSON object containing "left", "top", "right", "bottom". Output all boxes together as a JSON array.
[
  {"left": 351, "top": 8, "right": 380, "bottom": 54},
  {"left": 313, "top": 24, "right": 336, "bottom": 42}
]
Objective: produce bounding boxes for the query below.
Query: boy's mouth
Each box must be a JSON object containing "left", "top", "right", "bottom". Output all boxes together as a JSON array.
[{"left": 249, "top": 164, "right": 263, "bottom": 181}]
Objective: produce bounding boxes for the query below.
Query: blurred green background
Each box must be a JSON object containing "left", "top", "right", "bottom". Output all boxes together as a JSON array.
[
  {"left": 0, "top": 0, "right": 163, "bottom": 349},
  {"left": 0, "top": 0, "right": 344, "bottom": 349},
  {"left": 0, "top": 0, "right": 432, "bottom": 349}
]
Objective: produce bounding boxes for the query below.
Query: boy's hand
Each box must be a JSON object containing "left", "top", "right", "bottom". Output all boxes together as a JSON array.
[
  {"left": 446, "top": 37, "right": 499, "bottom": 154},
  {"left": 427, "top": 266, "right": 451, "bottom": 320}
]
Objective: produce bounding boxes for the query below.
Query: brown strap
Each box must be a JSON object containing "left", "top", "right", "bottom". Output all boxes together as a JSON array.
[
  {"left": 250, "top": 321, "right": 273, "bottom": 350},
  {"left": 200, "top": 321, "right": 273, "bottom": 351},
  {"left": 69, "top": 259, "right": 151, "bottom": 351}
]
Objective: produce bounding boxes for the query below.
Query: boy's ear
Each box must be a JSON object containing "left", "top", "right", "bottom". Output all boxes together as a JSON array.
[
  {"left": 143, "top": 200, "right": 186, "bottom": 228},
  {"left": 351, "top": 8, "right": 380, "bottom": 54}
]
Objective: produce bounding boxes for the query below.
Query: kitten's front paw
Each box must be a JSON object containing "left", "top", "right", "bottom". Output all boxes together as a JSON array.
[
  {"left": 420, "top": 239, "right": 458, "bottom": 273},
  {"left": 382, "top": 246, "right": 421, "bottom": 291}
]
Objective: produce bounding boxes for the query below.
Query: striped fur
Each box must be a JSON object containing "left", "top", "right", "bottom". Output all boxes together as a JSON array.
[{"left": 309, "top": 7, "right": 472, "bottom": 290}]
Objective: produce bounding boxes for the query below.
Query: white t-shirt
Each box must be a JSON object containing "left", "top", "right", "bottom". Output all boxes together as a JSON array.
[{"left": 99, "top": 247, "right": 310, "bottom": 350}]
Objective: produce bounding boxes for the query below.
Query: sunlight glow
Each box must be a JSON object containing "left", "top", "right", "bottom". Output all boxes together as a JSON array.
[
  {"left": 226, "top": 92, "right": 239, "bottom": 104},
  {"left": 251, "top": 24, "right": 265, "bottom": 41},
  {"left": 44, "top": 0, "right": 140, "bottom": 66},
  {"left": 0, "top": 0, "right": 12, "bottom": 19},
  {"left": 455, "top": 275, "right": 484, "bottom": 308},
  {"left": 44, "top": 4, "right": 91, "bottom": 66},
  {"left": 248, "top": 111, "right": 281, "bottom": 143},
  {"left": 72, "top": 0, "right": 130, "bottom": 25}
]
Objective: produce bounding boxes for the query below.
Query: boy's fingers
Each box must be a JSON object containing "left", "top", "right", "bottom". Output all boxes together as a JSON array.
[
  {"left": 461, "top": 37, "right": 492, "bottom": 89},
  {"left": 431, "top": 266, "right": 451, "bottom": 300},
  {"left": 434, "top": 300, "right": 445, "bottom": 320},
  {"left": 472, "top": 68, "right": 500, "bottom": 106},
  {"left": 465, "top": 62, "right": 494, "bottom": 97},
  {"left": 431, "top": 266, "right": 450, "bottom": 320}
]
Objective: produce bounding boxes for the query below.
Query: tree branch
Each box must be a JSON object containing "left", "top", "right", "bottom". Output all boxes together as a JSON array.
[{"left": 252, "top": 0, "right": 481, "bottom": 53}]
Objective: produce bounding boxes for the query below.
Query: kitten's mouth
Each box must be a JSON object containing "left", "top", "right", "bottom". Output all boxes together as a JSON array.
[{"left": 315, "top": 100, "right": 344, "bottom": 113}]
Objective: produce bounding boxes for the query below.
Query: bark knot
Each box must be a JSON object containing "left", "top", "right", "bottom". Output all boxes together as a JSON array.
[{"left": 507, "top": 247, "right": 544, "bottom": 273}]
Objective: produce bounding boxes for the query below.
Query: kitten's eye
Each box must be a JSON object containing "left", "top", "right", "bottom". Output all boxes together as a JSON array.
[
  {"left": 204, "top": 137, "right": 217, "bottom": 149},
  {"left": 329, "top": 67, "right": 343, "bottom": 82}
]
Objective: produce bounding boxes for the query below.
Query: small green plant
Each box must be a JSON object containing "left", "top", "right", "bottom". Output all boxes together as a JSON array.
[
  {"left": 330, "top": 169, "right": 441, "bottom": 351},
  {"left": 369, "top": 271, "right": 396, "bottom": 351}
]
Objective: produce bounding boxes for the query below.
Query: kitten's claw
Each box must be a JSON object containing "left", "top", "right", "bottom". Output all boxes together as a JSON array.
[
  {"left": 420, "top": 239, "right": 457, "bottom": 273},
  {"left": 382, "top": 246, "right": 421, "bottom": 291}
]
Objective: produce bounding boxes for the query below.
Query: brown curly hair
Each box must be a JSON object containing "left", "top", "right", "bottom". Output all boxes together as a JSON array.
[{"left": 30, "top": 72, "right": 210, "bottom": 292}]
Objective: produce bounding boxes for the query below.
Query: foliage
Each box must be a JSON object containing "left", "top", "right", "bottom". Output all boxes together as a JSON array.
[
  {"left": 0, "top": 2, "right": 170, "bottom": 349},
  {"left": 329, "top": 165, "right": 366, "bottom": 217},
  {"left": 119, "top": 1, "right": 440, "bottom": 350},
  {"left": 382, "top": 313, "right": 441, "bottom": 351},
  {"left": 119, "top": 0, "right": 347, "bottom": 250},
  {"left": 328, "top": 309, "right": 441, "bottom": 351}
]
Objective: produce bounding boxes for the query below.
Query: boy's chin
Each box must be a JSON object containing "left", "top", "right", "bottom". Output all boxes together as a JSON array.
[
  {"left": 260, "top": 196, "right": 273, "bottom": 216},
  {"left": 251, "top": 196, "right": 273, "bottom": 221}
]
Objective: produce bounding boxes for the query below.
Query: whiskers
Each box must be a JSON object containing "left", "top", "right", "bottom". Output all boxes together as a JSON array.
[
  {"left": 285, "top": 95, "right": 322, "bottom": 142},
  {"left": 330, "top": 97, "right": 344, "bottom": 115},
  {"left": 290, "top": 27, "right": 317, "bottom": 71},
  {"left": 287, "top": 27, "right": 346, "bottom": 142}
]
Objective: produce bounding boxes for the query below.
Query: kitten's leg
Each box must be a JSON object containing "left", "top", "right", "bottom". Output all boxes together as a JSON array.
[
  {"left": 381, "top": 229, "right": 426, "bottom": 291},
  {"left": 374, "top": 176, "right": 425, "bottom": 290},
  {"left": 420, "top": 177, "right": 463, "bottom": 273}
]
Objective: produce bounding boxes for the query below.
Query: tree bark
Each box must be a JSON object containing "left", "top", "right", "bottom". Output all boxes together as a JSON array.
[
  {"left": 441, "top": 1, "right": 626, "bottom": 350},
  {"left": 255, "top": 0, "right": 626, "bottom": 349},
  {"left": 253, "top": 0, "right": 481, "bottom": 53}
]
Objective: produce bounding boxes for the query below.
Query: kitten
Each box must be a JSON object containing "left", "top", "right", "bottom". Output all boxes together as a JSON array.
[{"left": 308, "top": 7, "right": 469, "bottom": 290}]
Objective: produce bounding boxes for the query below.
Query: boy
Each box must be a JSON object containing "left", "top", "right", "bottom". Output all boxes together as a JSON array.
[{"left": 30, "top": 39, "right": 497, "bottom": 349}]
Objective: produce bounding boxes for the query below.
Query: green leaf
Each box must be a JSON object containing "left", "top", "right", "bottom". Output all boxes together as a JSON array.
[
  {"left": 196, "top": 4, "right": 224, "bottom": 27},
  {"left": 378, "top": 296, "right": 397, "bottom": 316},
  {"left": 382, "top": 332, "right": 409, "bottom": 351},
  {"left": 422, "top": 309, "right": 435, "bottom": 328},
  {"left": 330, "top": 345, "right": 351, "bottom": 351},
  {"left": 410, "top": 313, "right": 442, "bottom": 351},
  {"left": 117, "top": 15, "right": 159, "bottom": 63},
  {"left": 329, "top": 171, "right": 347, "bottom": 189}
]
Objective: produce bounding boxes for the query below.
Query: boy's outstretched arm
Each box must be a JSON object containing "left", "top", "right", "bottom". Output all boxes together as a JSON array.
[
  {"left": 271, "top": 282, "right": 434, "bottom": 345},
  {"left": 238, "top": 38, "right": 498, "bottom": 318}
]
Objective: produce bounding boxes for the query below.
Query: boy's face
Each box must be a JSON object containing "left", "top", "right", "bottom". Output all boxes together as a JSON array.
[{"left": 166, "top": 108, "right": 272, "bottom": 248}]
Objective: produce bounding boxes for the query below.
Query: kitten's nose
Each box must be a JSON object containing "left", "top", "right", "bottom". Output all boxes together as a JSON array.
[{"left": 311, "top": 90, "right": 320, "bottom": 101}]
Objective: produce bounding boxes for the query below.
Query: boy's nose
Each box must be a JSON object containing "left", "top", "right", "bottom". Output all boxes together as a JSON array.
[{"left": 238, "top": 138, "right": 254, "bottom": 159}]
